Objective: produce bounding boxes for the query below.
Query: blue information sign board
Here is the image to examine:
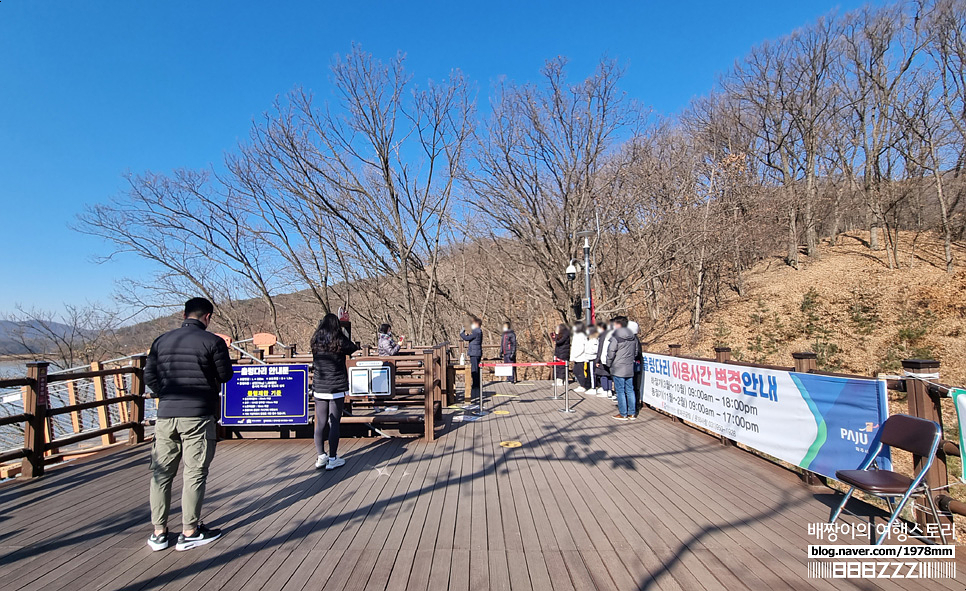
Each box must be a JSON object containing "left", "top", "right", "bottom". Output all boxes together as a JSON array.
[{"left": 221, "top": 364, "right": 309, "bottom": 426}]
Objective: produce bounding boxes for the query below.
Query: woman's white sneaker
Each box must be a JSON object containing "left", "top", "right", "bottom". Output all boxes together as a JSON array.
[
  {"left": 574, "top": 386, "right": 586, "bottom": 393},
  {"left": 315, "top": 454, "right": 328, "bottom": 469},
  {"left": 326, "top": 456, "right": 346, "bottom": 471}
]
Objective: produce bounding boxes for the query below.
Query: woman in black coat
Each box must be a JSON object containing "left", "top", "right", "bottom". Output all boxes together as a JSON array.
[
  {"left": 311, "top": 313, "right": 360, "bottom": 471},
  {"left": 551, "top": 323, "right": 571, "bottom": 384}
]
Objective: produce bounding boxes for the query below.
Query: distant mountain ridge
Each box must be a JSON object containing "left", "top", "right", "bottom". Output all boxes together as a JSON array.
[{"left": 0, "top": 320, "right": 76, "bottom": 355}]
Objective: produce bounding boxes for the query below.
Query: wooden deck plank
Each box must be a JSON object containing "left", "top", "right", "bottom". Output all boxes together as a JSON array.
[
  {"left": 604, "top": 412, "right": 837, "bottom": 591},
  {"left": 109, "top": 445, "right": 320, "bottom": 591},
  {"left": 149, "top": 439, "right": 376, "bottom": 591},
  {"left": 546, "top": 408, "right": 757, "bottom": 591},
  {"left": 0, "top": 380, "right": 963, "bottom": 591},
  {"left": 3, "top": 439, "right": 281, "bottom": 591}
]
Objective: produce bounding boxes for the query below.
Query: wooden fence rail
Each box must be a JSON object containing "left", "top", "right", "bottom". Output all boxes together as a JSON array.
[{"left": 0, "top": 356, "right": 148, "bottom": 478}]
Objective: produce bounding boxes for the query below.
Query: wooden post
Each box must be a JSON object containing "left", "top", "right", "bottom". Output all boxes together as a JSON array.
[
  {"left": 437, "top": 347, "right": 449, "bottom": 406},
  {"left": 22, "top": 362, "right": 49, "bottom": 478},
  {"left": 713, "top": 348, "right": 735, "bottom": 446},
  {"left": 792, "top": 352, "right": 817, "bottom": 373},
  {"left": 114, "top": 373, "right": 130, "bottom": 423},
  {"left": 902, "top": 359, "right": 952, "bottom": 534},
  {"left": 91, "top": 361, "right": 116, "bottom": 446},
  {"left": 791, "top": 352, "right": 822, "bottom": 484},
  {"left": 423, "top": 350, "right": 435, "bottom": 441},
  {"left": 66, "top": 380, "right": 83, "bottom": 433},
  {"left": 128, "top": 355, "right": 146, "bottom": 444},
  {"left": 667, "top": 345, "right": 682, "bottom": 422},
  {"left": 436, "top": 351, "right": 444, "bottom": 406}
]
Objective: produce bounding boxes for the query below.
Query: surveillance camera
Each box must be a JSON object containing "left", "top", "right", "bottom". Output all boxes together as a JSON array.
[{"left": 565, "top": 263, "right": 577, "bottom": 281}]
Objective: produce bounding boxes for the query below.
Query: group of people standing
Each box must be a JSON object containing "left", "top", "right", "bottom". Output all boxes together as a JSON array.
[
  {"left": 459, "top": 314, "right": 643, "bottom": 421},
  {"left": 553, "top": 317, "right": 644, "bottom": 421},
  {"left": 142, "top": 300, "right": 645, "bottom": 554}
]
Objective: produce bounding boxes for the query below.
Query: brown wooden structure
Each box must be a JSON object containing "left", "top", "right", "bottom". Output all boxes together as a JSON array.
[
  {"left": 1, "top": 338, "right": 965, "bottom": 588},
  {"left": 0, "top": 379, "right": 963, "bottom": 590},
  {"left": 227, "top": 342, "right": 450, "bottom": 442},
  {"left": 0, "top": 357, "right": 147, "bottom": 479}
]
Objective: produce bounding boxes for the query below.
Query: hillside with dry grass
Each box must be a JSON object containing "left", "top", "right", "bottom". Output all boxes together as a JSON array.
[{"left": 653, "top": 231, "right": 966, "bottom": 386}]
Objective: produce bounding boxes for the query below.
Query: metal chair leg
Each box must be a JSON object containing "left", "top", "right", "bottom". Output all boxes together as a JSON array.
[
  {"left": 829, "top": 487, "right": 854, "bottom": 524},
  {"left": 876, "top": 489, "right": 917, "bottom": 545}
]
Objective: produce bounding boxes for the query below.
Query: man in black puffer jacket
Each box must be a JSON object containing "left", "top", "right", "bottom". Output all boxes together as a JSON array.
[{"left": 144, "top": 297, "right": 233, "bottom": 553}]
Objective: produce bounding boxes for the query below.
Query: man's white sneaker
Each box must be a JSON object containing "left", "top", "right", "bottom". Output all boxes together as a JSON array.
[
  {"left": 326, "top": 456, "right": 346, "bottom": 471},
  {"left": 574, "top": 386, "right": 586, "bottom": 393},
  {"left": 175, "top": 524, "right": 222, "bottom": 551},
  {"left": 315, "top": 454, "right": 328, "bottom": 469}
]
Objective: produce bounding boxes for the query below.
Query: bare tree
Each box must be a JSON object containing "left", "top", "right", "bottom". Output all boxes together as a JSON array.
[
  {"left": 236, "top": 46, "right": 474, "bottom": 342},
  {"left": 470, "top": 58, "right": 647, "bottom": 322},
  {"left": 76, "top": 170, "right": 283, "bottom": 340}
]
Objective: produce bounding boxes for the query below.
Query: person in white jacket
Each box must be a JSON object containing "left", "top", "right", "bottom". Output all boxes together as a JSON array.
[
  {"left": 580, "top": 327, "right": 600, "bottom": 394},
  {"left": 569, "top": 323, "right": 588, "bottom": 392}
]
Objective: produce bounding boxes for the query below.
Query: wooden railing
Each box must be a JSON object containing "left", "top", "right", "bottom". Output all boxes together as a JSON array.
[
  {"left": 0, "top": 356, "right": 148, "bottom": 478},
  {"left": 658, "top": 345, "right": 957, "bottom": 540},
  {"left": 228, "top": 341, "right": 451, "bottom": 442}
]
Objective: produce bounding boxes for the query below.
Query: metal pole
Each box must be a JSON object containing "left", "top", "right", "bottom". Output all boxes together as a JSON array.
[
  {"left": 560, "top": 365, "right": 576, "bottom": 414},
  {"left": 552, "top": 365, "right": 559, "bottom": 399},
  {"left": 583, "top": 237, "right": 592, "bottom": 323},
  {"left": 478, "top": 365, "right": 484, "bottom": 415}
]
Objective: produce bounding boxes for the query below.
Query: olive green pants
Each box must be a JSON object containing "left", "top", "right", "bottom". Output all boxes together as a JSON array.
[{"left": 150, "top": 416, "right": 217, "bottom": 530}]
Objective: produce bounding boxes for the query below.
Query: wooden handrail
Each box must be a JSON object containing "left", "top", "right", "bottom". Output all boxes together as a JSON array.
[
  {"left": 1, "top": 356, "right": 148, "bottom": 477},
  {"left": 47, "top": 366, "right": 137, "bottom": 383},
  {"left": 0, "top": 413, "right": 32, "bottom": 428},
  {"left": 46, "top": 394, "right": 141, "bottom": 417},
  {"left": 0, "top": 377, "right": 33, "bottom": 388},
  {"left": 44, "top": 422, "right": 139, "bottom": 451},
  {"left": 0, "top": 448, "right": 28, "bottom": 464}
]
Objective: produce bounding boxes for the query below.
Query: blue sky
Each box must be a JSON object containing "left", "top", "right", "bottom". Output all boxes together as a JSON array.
[{"left": 0, "top": 0, "right": 884, "bottom": 316}]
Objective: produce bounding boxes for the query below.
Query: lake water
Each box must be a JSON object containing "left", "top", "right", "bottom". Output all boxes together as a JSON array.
[{"left": 0, "top": 359, "right": 26, "bottom": 377}]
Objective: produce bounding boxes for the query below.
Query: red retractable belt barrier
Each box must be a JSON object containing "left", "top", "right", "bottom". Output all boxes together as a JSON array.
[{"left": 480, "top": 361, "right": 567, "bottom": 367}]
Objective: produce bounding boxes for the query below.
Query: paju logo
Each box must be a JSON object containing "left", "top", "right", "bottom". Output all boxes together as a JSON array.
[{"left": 840, "top": 422, "right": 877, "bottom": 446}]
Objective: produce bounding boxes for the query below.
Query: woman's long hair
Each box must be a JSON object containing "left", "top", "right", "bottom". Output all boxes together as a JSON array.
[{"left": 311, "top": 313, "right": 344, "bottom": 354}]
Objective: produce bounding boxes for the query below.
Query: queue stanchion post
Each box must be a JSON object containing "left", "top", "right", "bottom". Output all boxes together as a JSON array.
[
  {"left": 477, "top": 361, "right": 484, "bottom": 416},
  {"left": 551, "top": 358, "right": 560, "bottom": 400},
  {"left": 559, "top": 364, "right": 576, "bottom": 414}
]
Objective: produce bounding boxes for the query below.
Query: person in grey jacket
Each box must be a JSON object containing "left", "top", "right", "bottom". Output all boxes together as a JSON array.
[
  {"left": 606, "top": 316, "right": 638, "bottom": 420},
  {"left": 460, "top": 316, "right": 483, "bottom": 398},
  {"left": 376, "top": 323, "right": 403, "bottom": 356},
  {"left": 499, "top": 321, "right": 517, "bottom": 383}
]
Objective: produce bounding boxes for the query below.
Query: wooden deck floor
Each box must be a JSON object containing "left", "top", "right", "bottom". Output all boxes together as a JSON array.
[{"left": 1, "top": 380, "right": 963, "bottom": 591}]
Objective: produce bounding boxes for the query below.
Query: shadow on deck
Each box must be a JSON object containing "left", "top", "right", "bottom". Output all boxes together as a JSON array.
[{"left": 0, "top": 380, "right": 962, "bottom": 591}]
